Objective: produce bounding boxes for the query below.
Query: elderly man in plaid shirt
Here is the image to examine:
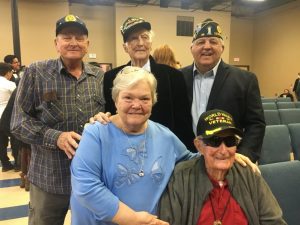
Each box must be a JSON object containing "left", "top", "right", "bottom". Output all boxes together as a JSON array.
[{"left": 11, "top": 14, "right": 105, "bottom": 225}]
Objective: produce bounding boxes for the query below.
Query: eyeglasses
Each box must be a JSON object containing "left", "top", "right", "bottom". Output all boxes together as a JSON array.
[{"left": 201, "top": 135, "right": 241, "bottom": 148}]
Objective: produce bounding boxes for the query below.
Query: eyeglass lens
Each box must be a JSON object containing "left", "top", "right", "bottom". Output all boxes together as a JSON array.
[{"left": 202, "top": 136, "right": 240, "bottom": 148}]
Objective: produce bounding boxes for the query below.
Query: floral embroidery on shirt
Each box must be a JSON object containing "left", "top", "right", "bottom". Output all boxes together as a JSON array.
[
  {"left": 151, "top": 157, "right": 164, "bottom": 184},
  {"left": 114, "top": 164, "right": 140, "bottom": 188},
  {"left": 124, "top": 141, "right": 147, "bottom": 165}
]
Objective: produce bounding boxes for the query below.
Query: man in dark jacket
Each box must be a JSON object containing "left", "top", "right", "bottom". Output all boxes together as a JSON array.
[
  {"left": 104, "top": 17, "right": 195, "bottom": 151},
  {"left": 180, "top": 18, "right": 265, "bottom": 162}
]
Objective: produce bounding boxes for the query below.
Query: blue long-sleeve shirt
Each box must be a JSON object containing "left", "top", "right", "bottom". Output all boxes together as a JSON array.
[{"left": 71, "top": 120, "right": 196, "bottom": 225}]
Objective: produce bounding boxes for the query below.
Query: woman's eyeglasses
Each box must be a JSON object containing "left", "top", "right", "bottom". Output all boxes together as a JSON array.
[{"left": 200, "top": 135, "right": 241, "bottom": 148}]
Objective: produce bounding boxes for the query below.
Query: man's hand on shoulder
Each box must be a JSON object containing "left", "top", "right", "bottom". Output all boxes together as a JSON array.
[{"left": 89, "top": 112, "right": 112, "bottom": 124}]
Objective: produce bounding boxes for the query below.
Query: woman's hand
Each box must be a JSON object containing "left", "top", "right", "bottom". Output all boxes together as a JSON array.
[
  {"left": 235, "top": 153, "right": 261, "bottom": 174},
  {"left": 136, "top": 212, "right": 169, "bottom": 225},
  {"left": 112, "top": 202, "right": 169, "bottom": 225},
  {"left": 89, "top": 112, "right": 111, "bottom": 124}
]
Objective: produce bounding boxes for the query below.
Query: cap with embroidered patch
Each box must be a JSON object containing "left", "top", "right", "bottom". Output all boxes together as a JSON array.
[
  {"left": 193, "top": 18, "right": 222, "bottom": 42},
  {"left": 56, "top": 14, "right": 88, "bottom": 36},
  {"left": 196, "top": 109, "right": 243, "bottom": 138},
  {"left": 120, "top": 17, "right": 151, "bottom": 42}
]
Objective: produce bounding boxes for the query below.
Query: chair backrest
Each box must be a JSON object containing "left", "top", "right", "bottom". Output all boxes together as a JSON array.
[
  {"left": 276, "top": 97, "right": 292, "bottom": 102},
  {"left": 261, "top": 97, "right": 277, "bottom": 103},
  {"left": 295, "top": 102, "right": 300, "bottom": 108},
  {"left": 278, "top": 108, "right": 300, "bottom": 124},
  {"left": 287, "top": 123, "right": 300, "bottom": 160},
  {"left": 258, "top": 125, "right": 291, "bottom": 165},
  {"left": 262, "top": 102, "right": 277, "bottom": 110},
  {"left": 263, "top": 110, "right": 281, "bottom": 125},
  {"left": 276, "top": 102, "right": 296, "bottom": 109},
  {"left": 259, "top": 161, "right": 300, "bottom": 225}
]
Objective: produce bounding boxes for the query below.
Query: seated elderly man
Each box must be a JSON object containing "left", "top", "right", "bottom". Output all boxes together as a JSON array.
[{"left": 158, "top": 109, "right": 287, "bottom": 225}]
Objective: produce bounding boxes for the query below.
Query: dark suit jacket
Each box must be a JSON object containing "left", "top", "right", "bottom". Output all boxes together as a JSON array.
[
  {"left": 181, "top": 60, "right": 265, "bottom": 162},
  {"left": 104, "top": 56, "right": 195, "bottom": 151}
]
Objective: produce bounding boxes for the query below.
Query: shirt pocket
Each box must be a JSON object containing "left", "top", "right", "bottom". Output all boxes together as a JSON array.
[{"left": 40, "top": 100, "right": 64, "bottom": 127}]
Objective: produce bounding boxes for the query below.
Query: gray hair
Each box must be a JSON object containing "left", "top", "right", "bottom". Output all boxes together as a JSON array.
[{"left": 112, "top": 66, "right": 157, "bottom": 104}]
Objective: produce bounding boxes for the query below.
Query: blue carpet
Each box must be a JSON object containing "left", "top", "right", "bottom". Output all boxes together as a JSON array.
[
  {"left": 0, "top": 205, "right": 28, "bottom": 220},
  {"left": 0, "top": 178, "right": 20, "bottom": 188}
]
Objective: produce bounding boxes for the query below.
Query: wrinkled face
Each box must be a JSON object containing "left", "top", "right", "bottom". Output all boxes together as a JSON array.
[
  {"left": 115, "top": 80, "right": 153, "bottom": 130},
  {"left": 11, "top": 58, "right": 20, "bottom": 71},
  {"left": 55, "top": 26, "right": 89, "bottom": 61},
  {"left": 191, "top": 37, "right": 224, "bottom": 73},
  {"left": 195, "top": 134, "right": 237, "bottom": 174},
  {"left": 123, "top": 28, "right": 152, "bottom": 62}
]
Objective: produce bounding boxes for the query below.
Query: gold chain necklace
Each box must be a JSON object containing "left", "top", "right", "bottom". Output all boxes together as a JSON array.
[
  {"left": 121, "top": 128, "right": 147, "bottom": 177},
  {"left": 209, "top": 191, "right": 231, "bottom": 225}
]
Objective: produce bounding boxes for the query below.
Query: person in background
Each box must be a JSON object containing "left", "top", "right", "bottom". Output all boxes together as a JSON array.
[
  {"left": 292, "top": 73, "right": 300, "bottom": 101},
  {"left": 11, "top": 14, "right": 105, "bottom": 225},
  {"left": 181, "top": 18, "right": 265, "bottom": 162},
  {"left": 0, "top": 62, "right": 16, "bottom": 172},
  {"left": 102, "top": 17, "right": 195, "bottom": 151},
  {"left": 0, "top": 89, "right": 30, "bottom": 189},
  {"left": 279, "top": 88, "right": 294, "bottom": 101},
  {"left": 4, "top": 54, "right": 21, "bottom": 85},
  {"left": 159, "top": 109, "right": 287, "bottom": 225},
  {"left": 152, "top": 44, "right": 179, "bottom": 69}
]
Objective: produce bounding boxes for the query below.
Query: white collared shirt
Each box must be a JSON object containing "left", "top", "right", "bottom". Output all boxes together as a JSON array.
[
  {"left": 191, "top": 59, "right": 221, "bottom": 135},
  {"left": 131, "top": 59, "right": 151, "bottom": 72},
  {"left": 0, "top": 76, "right": 16, "bottom": 117}
]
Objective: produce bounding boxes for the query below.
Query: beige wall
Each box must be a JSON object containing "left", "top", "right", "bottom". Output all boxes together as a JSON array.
[
  {"left": 1, "top": 0, "right": 14, "bottom": 61},
  {"left": 252, "top": 1, "right": 300, "bottom": 97},
  {"left": 229, "top": 17, "right": 254, "bottom": 68}
]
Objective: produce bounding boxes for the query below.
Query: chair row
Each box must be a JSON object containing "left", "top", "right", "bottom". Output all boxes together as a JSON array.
[
  {"left": 258, "top": 123, "right": 300, "bottom": 165},
  {"left": 261, "top": 97, "right": 292, "bottom": 103},
  {"left": 263, "top": 108, "right": 300, "bottom": 125},
  {"left": 262, "top": 101, "right": 300, "bottom": 110},
  {"left": 259, "top": 160, "right": 300, "bottom": 225}
]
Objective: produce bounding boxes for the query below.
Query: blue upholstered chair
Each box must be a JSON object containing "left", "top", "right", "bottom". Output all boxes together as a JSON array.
[
  {"left": 259, "top": 161, "right": 300, "bottom": 225},
  {"left": 261, "top": 97, "right": 277, "bottom": 103},
  {"left": 276, "top": 101, "right": 296, "bottom": 109},
  {"left": 263, "top": 110, "right": 281, "bottom": 125},
  {"left": 278, "top": 108, "right": 300, "bottom": 124},
  {"left": 276, "top": 97, "right": 292, "bottom": 102},
  {"left": 258, "top": 125, "right": 291, "bottom": 165},
  {"left": 287, "top": 123, "right": 300, "bottom": 160},
  {"left": 262, "top": 102, "right": 277, "bottom": 110}
]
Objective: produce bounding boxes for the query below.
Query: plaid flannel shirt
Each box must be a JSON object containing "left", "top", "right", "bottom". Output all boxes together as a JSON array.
[{"left": 11, "top": 58, "right": 105, "bottom": 194}]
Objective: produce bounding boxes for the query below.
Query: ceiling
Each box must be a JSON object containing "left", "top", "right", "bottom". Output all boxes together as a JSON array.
[{"left": 68, "top": 0, "right": 297, "bottom": 17}]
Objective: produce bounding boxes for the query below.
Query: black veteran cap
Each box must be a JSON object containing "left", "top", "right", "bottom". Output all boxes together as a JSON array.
[
  {"left": 120, "top": 17, "right": 151, "bottom": 42},
  {"left": 197, "top": 109, "right": 243, "bottom": 138},
  {"left": 56, "top": 14, "right": 88, "bottom": 36},
  {"left": 193, "top": 18, "right": 223, "bottom": 42}
]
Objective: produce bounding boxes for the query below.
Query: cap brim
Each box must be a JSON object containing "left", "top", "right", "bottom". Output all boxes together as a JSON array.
[
  {"left": 201, "top": 126, "right": 243, "bottom": 138},
  {"left": 56, "top": 22, "right": 88, "bottom": 36},
  {"left": 123, "top": 22, "right": 151, "bottom": 42}
]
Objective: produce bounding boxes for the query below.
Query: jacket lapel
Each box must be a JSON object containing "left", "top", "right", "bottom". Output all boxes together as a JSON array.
[{"left": 207, "top": 60, "right": 229, "bottom": 110}]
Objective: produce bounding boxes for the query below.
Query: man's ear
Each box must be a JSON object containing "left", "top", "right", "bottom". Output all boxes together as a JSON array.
[
  {"left": 194, "top": 138, "right": 204, "bottom": 154},
  {"left": 123, "top": 43, "right": 128, "bottom": 53},
  {"left": 221, "top": 44, "right": 225, "bottom": 53},
  {"left": 54, "top": 38, "right": 59, "bottom": 52}
]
